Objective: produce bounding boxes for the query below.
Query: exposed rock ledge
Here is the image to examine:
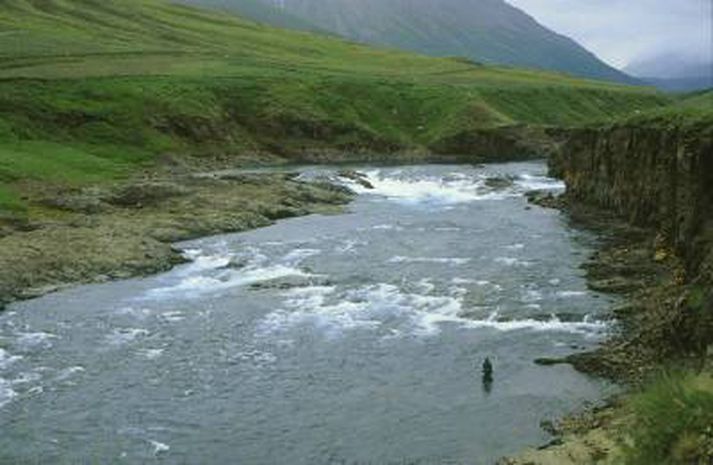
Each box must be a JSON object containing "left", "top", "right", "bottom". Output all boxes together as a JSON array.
[
  {"left": 0, "top": 173, "right": 352, "bottom": 308},
  {"left": 503, "top": 119, "right": 713, "bottom": 464}
]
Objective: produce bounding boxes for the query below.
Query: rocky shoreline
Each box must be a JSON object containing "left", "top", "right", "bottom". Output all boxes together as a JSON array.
[
  {"left": 502, "top": 119, "right": 713, "bottom": 464},
  {"left": 0, "top": 171, "right": 353, "bottom": 309}
]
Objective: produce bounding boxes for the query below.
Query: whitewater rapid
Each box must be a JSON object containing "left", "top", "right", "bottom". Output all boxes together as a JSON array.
[{"left": 0, "top": 162, "right": 615, "bottom": 465}]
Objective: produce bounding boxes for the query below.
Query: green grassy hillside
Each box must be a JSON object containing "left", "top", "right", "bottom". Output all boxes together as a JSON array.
[
  {"left": 615, "top": 89, "right": 713, "bottom": 129},
  {"left": 174, "top": 0, "right": 323, "bottom": 32},
  {"left": 0, "top": 0, "right": 669, "bottom": 219},
  {"left": 181, "top": 0, "right": 636, "bottom": 84}
]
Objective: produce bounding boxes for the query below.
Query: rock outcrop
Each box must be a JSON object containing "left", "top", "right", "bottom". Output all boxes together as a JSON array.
[{"left": 550, "top": 122, "right": 713, "bottom": 284}]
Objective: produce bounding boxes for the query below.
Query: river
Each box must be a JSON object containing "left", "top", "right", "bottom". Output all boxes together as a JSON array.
[{"left": 0, "top": 162, "right": 615, "bottom": 464}]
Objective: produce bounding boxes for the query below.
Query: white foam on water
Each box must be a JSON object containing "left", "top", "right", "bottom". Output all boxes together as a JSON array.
[
  {"left": 0, "top": 378, "right": 17, "bottom": 409},
  {"left": 258, "top": 283, "right": 467, "bottom": 337},
  {"left": 557, "top": 291, "right": 588, "bottom": 298},
  {"left": 146, "top": 265, "right": 310, "bottom": 299},
  {"left": 178, "top": 250, "right": 233, "bottom": 274},
  {"left": 334, "top": 239, "right": 362, "bottom": 254},
  {"left": 346, "top": 169, "right": 565, "bottom": 205},
  {"left": 522, "top": 289, "right": 544, "bottom": 303},
  {"left": 55, "top": 366, "right": 85, "bottom": 381},
  {"left": 117, "top": 306, "right": 152, "bottom": 318},
  {"left": 515, "top": 173, "right": 565, "bottom": 191},
  {"left": 370, "top": 224, "right": 403, "bottom": 231},
  {"left": 503, "top": 243, "right": 525, "bottom": 251},
  {"left": 350, "top": 170, "right": 512, "bottom": 205},
  {"left": 495, "top": 257, "right": 533, "bottom": 267},
  {"left": 149, "top": 440, "right": 170, "bottom": 455},
  {"left": 106, "top": 328, "right": 149, "bottom": 345},
  {"left": 139, "top": 349, "right": 165, "bottom": 360},
  {"left": 465, "top": 312, "right": 606, "bottom": 334},
  {"left": 281, "top": 248, "right": 321, "bottom": 266},
  {"left": 449, "top": 286, "right": 468, "bottom": 298},
  {"left": 389, "top": 256, "right": 471, "bottom": 265},
  {"left": 10, "top": 371, "right": 41, "bottom": 385},
  {"left": 0, "top": 348, "right": 22, "bottom": 369},
  {"left": 235, "top": 350, "right": 277, "bottom": 365},
  {"left": 159, "top": 311, "right": 185, "bottom": 323},
  {"left": 414, "top": 278, "right": 436, "bottom": 294},
  {"left": 16, "top": 332, "right": 56, "bottom": 349}
]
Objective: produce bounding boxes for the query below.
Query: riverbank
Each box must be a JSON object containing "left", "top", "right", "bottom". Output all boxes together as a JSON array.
[
  {"left": 502, "top": 92, "right": 713, "bottom": 464},
  {"left": 0, "top": 171, "right": 352, "bottom": 308}
]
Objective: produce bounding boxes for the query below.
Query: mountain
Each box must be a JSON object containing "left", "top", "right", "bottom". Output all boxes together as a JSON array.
[
  {"left": 624, "top": 54, "right": 712, "bottom": 92},
  {"left": 179, "top": 0, "right": 636, "bottom": 84},
  {"left": 173, "top": 0, "right": 321, "bottom": 32}
]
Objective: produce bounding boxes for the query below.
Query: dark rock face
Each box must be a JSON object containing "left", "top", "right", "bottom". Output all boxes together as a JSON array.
[
  {"left": 430, "top": 125, "right": 555, "bottom": 161},
  {"left": 549, "top": 122, "right": 713, "bottom": 379},
  {"left": 551, "top": 123, "right": 713, "bottom": 283}
]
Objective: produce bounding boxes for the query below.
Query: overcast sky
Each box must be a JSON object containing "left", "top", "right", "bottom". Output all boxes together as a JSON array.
[{"left": 506, "top": 0, "right": 712, "bottom": 69}]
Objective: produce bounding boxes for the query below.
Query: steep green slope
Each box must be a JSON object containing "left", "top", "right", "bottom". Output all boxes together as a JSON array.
[
  {"left": 173, "top": 0, "right": 321, "bottom": 32},
  {"left": 180, "top": 0, "right": 635, "bottom": 84},
  {"left": 0, "top": 0, "right": 668, "bottom": 219}
]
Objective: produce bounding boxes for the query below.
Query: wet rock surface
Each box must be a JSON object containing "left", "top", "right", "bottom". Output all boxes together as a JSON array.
[
  {"left": 337, "top": 170, "right": 375, "bottom": 189},
  {"left": 0, "top": 173, "right": 352, "bottom": 307}
]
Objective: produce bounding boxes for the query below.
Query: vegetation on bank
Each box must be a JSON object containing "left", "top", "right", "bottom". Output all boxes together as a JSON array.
[
  {"left": 0, "top": 0, "right": 670, "bottom": 219},
  {"left": 624, "top": 372, "right": 713, "bottom": 465},
  {"left": 622, "top": 90, "right": 713, "bottom": 128}
]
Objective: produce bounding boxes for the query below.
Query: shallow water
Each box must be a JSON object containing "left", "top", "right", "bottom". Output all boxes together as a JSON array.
[{"left": 0, "top": 162, "right": 615, "bottom": 464}]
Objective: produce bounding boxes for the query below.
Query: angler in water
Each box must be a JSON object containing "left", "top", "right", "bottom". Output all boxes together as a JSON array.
[{"left": 482, "top": 357, "right": 494, "bottom": 393}]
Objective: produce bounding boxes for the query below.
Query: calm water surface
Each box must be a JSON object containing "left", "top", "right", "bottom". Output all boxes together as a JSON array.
[{"left": 0, "top": 162, "right": 615, "bottom": 464}]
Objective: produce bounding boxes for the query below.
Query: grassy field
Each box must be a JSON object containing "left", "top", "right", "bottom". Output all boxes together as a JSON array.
[
  {"left": 623, "top": 89, "right": 713, "bottom": 128},
  {"left": 0, "top": 0, "right": 671, "bottom": 217}
]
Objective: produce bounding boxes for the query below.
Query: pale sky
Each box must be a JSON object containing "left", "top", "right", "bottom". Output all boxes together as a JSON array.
[{"left": 506, "top": 0, "right": 713, "bottom": 69}]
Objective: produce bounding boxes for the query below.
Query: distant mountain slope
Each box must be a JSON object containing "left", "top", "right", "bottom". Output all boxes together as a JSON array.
[
  {"left": 624, "top": 54, "right": 713, "bottom": 92},
  {"left": 174, "top": 0, "right": 321, "bottom": 32},
  {"left": 180, "top": 0, "right": 636, "bottom": 84}
]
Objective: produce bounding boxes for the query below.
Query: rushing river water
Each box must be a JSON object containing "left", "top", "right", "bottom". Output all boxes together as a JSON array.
[{"left": 0, "top": 162, "right": 615, "bottom": 465}]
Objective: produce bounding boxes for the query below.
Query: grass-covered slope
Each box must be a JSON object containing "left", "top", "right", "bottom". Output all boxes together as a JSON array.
[
  {"left": 0, "top": 0, "right": 668, "bottom": 218},
  {"left": 173, "top": 0, "right": 323, "bottom": 32},
  {"left": 182, "top": 0, "right": 636, "bottom": 84}
]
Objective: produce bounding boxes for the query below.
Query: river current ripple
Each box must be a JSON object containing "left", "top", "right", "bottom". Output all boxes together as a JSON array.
[{"left": 0, "top": 162, "right": 615, "bottom": 464}]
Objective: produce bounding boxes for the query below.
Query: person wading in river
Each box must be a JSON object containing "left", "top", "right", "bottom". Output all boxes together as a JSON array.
[{"left": 482, "top": 357, "right": 494, "bottom": 393}]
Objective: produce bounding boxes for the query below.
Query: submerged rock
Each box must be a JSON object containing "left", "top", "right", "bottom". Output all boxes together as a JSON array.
[
  {"left": 484, "top": 176, "right": 515, "bottom": 189},
  {"left": 337, "top": 170, "right": 374, "bottom": 189},
  {"left": 526, "top": 189, "right": 565, "bottom": 209},
  {"left": 248, "top": 275, "right": 333, "bottom": 291}
]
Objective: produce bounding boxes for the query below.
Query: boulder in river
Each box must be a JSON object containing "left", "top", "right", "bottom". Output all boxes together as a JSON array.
[
  {"left": 525, "top": 189, "right": 565, "bottom": 209},
  {"left": 484, "top": 176, "right": 515, "bottom": 190},
  {"left": 337, "top": 170, "right": 374, "bottom": 189},
  {"left": 249, "top": 275, "right": 333, "bottom": 291}
]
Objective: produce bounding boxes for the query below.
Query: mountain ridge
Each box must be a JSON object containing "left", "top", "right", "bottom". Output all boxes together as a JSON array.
[{"left": 179, "top": 0, "right": 637, "bottom": 84}]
